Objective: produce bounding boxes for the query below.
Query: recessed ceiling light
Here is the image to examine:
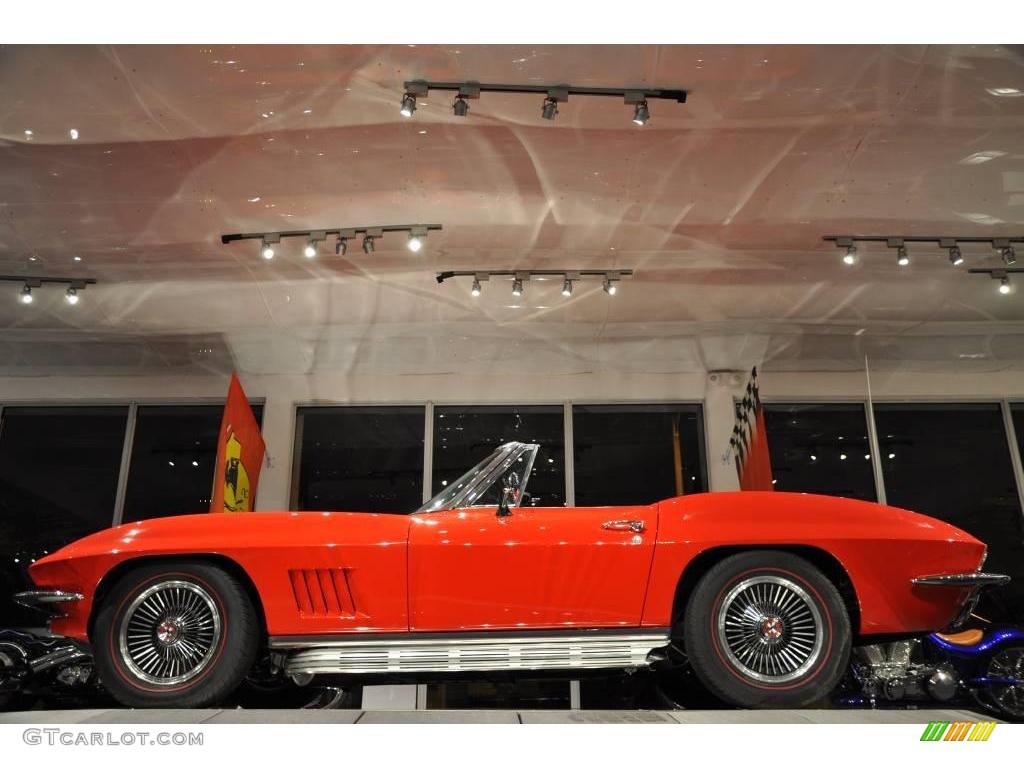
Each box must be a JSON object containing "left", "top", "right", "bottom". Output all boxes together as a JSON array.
[
  {"left": 69, "top": 128, "right": 79, "bottom": 141},
  {"left": 986, "top": 87, "right": 1022, "bottom": 97},
  {"left": 73, "top": 255, "right": 82, "bottom": 262}
]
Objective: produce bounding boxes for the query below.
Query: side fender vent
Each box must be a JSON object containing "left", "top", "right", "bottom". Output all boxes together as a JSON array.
[{"left": 288, "top": 568, "right": 356, "bottom": 618}]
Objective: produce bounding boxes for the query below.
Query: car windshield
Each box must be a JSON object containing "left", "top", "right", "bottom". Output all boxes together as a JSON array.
[{"left": 417, "top": 442, "right": 538, "bottom": 513}]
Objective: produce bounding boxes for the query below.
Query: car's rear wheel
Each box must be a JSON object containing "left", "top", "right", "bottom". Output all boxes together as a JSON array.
[
  {"left": 682, "top": 550, "right": 851, "bottom": 708},
  {"left": 93, "top": 561, "right": 259, "bottom": 708}
]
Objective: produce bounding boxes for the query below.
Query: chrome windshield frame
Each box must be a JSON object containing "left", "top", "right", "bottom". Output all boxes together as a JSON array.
[{"left": 417, "top": 441, "right": 539, "bottom": 513}]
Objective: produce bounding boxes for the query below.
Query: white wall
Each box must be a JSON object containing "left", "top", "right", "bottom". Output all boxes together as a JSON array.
[{"left": 3, "top": 367, "right": 1024, "bottom": 510}]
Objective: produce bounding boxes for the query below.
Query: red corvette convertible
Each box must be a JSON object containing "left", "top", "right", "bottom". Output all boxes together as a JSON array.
[{"left": 17, "top": 441, "right": 1006, "bottom": 709}]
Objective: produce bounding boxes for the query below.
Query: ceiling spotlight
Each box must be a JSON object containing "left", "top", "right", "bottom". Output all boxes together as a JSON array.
[
  {"left": 998, "top": 276, "right": 1011, "bottom": 295},
  {"left": 561, "top": 279, "right": 573, "bottom": 297},
  {"left": 261, "top": 240, "right": 275, "bottom": 260},
  {"left": 471, "top": 278, "right": 481, "bottom": 297},
  {"left": 541, "top": 97, "right": 559, "bottom": 120},
  {"left": 69, "top": 128, "right": 79, "bottom": 141},
  {"left": 453, "top": 96, "right": 469, "bottom": 117},
  {"left": 362, "top": 236, "right": 375, "bottom": 254},
  {"left": 949, "top": 245, "right": 964, "bottom": 266},
  {"left": 603, "top": 277, "right": 618, "bottom": 295},
  {"left": 896, "top": 246, "right": 910, "bottom": 266},
  {"left": 64, "top": 287, "right": 79, "bottom": 305},
  {"left": 336, "top": 238, "right": 347, "bottom": 256},
  {"left": 399, "top": 93, "right": 417, "bottom": 118},
  {"left": 842, "top": 245, "right": 858, "bottom": 266},
  {"left": 1002, "top": 246, "right": 1017, "bottom": 266},
  {"left": 632, "top": 101, "right": 650, "bottom": 125},
  {"left": 512, "top": 277, "right": 524, "bottom": 297},
  {"left": 407, "top": 234, "right": 423, "bottom": 252},
  {"left": 303, "top": 239, "right": 318, "bottom": 258},
  {"left": 19, "top": 284, "right": 33, "bottom": 304}
]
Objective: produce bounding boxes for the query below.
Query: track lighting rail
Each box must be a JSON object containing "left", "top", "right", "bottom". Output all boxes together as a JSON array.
[
  {"left": 221, "top": 224, "right": 442, "bottom": 244},
  {"left": 435, "top": 269, "right": 633, "bottom": 283},
  {"left": 404, "top": 80, "right": 687, "bottom": 102}
]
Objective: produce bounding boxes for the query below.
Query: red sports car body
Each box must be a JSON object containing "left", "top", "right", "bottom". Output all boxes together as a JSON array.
[{"left": 18, "top": 441, "right": 1005, "bottom": 709}]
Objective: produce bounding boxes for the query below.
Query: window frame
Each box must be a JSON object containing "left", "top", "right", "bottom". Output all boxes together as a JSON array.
[{"left": 0, "top": 398, "right": 266, "bottom": 528}]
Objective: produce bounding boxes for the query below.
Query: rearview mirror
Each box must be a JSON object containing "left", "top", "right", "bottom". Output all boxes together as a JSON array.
[{"left": 497, "top": 471, "right": 520, "bottom": 517}]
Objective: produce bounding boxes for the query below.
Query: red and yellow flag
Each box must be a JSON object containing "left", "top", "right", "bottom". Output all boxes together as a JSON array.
[{"left": 210, "top": 373, "right": 265, "bottom": 513}]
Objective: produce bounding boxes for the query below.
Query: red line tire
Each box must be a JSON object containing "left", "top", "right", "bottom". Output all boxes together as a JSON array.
[
  {"left": 93, "top": 561, "right": 259, "bottom": 708},
  {"left": 682, "top": 550, "right": 851, "bottom": 708}
]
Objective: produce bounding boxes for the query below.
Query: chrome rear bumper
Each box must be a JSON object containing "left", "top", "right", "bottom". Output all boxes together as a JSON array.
[
  {"left": 912, "top": 572, "right": 1010, "bottom": 630},
  {"left": 911, "top": 572, "right": 1010, "bottom": 587}
]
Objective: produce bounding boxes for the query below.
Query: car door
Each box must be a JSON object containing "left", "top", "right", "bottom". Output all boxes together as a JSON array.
[{"left": 407, "top": 503, "right": 658, "bottom": 632}]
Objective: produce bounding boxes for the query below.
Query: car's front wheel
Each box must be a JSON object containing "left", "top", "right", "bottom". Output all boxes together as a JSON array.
[
  {"left": 682, "top": 550, "right": 851, "bottom": 708},
  {"left": 93, "top": 561, "right": 259, "bottom": 708}
]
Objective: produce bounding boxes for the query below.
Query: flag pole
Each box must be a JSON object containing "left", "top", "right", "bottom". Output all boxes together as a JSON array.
[{"left": 864, "top": 355, "right": 888, "bottom": 505}]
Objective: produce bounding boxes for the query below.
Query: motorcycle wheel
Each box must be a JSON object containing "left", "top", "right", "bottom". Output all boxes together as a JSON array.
[{"left": 985, "top": 644, "right": 1024, "bottom": 722}]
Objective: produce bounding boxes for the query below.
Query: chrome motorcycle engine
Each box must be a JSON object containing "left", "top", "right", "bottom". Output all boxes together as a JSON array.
[{"left": 852, "top": 640, "right": 958, "bottom": 703}]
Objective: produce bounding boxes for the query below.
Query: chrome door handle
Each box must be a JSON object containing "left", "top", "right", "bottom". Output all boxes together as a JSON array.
[{"left": 602, "top": 519, "right": 645, "bottom": 533}]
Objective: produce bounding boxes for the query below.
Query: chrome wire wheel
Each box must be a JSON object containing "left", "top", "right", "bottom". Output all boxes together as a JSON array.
[
  {"left": 715, "top": 574, "right": 824, "bottom": 684},
  {"left": 988, "top": 647, "right": 1024, "bottom": 718},
  {"left": 117, "top": 580, "right": 222, "bottom": 687}
]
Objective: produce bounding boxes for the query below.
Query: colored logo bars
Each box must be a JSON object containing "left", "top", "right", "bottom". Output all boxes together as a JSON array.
[{"left": 920, "top": 721, "right": 997, "bottom": 741}]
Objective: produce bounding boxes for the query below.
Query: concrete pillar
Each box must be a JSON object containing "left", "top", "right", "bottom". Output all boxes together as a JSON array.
[
  {"left": 255, "top": 391, "right": 295, "bottom": 511},
  {"left": 704, "top": 372, "right": 743, "bottom": 492}
]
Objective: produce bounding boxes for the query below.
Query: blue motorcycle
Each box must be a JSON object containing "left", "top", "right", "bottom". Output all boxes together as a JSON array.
[{"left": 842, "top": 623, "right": 1024, "bottom": 721}]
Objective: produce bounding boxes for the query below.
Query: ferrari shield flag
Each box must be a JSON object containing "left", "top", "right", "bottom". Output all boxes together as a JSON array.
[
  {"left": 730, "top": 367, "right": 774, "bottom": 491},
  {"left": 210, "top": 373, "right": 265, "bottom": 513}
]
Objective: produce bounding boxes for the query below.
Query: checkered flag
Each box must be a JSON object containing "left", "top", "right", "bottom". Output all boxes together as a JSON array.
[{"left": 728, "top": 367, "right": 774, "bottom": 490}]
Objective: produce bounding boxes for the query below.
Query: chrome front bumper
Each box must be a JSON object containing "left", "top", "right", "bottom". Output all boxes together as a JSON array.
[{"left": 13, "top": 590, "right": 84, "bottom": 613}]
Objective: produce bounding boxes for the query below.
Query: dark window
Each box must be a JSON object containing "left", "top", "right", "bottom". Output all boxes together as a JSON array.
[
  {"left": 572, "top": 404, "right": 706, "bottom": 506},
  {"left": 764, "top": 403, "right": 877, "bottom": 501},
  {"left": 122, "top": 404, "right": 263, "bottom": 523},
  {"left": 1012, "top": 404, "right": 1024, "bottom": 476},
  {"left": 433, "top": 406, "right": 565, "bottom": 507},
  {"left": 874, "top": 403, "right": 1024, "bottom": 621},
  {"left": 0, "top": 406, "right": 127, "bottom": 627},
  {"left": 295, "top": 406, "right": 425, "bottom": 513}
]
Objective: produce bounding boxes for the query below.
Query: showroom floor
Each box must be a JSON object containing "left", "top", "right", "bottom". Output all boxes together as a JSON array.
[{"left": 0, "top": 708, "right": 993, "bottom": 724}]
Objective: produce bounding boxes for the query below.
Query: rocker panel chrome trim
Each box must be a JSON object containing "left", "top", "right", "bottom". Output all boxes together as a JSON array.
[{"left": 274, "top": 629, "right": 670, "bottom": 676}]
